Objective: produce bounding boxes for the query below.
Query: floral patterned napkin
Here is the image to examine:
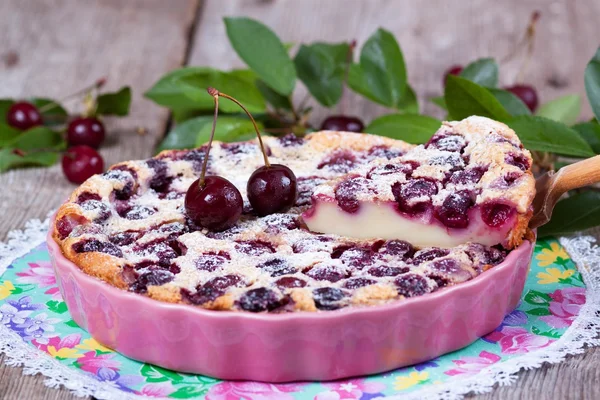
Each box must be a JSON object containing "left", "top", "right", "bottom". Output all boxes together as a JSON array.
[{"left": 0, "top": 237, "right": 592, "bottom": 400}]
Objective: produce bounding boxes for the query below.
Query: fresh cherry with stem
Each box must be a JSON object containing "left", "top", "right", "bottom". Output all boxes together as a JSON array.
[
  {"left": 6, "top": 102, "right": 43, "bottom": 130},
  {"left": 184, "top": 89, "right": 243, "bottom": 231},
  {"left": 320, "top": 40, "right": 365, "bottom": 133},
  {"left": 207, "top": 88, "right": 299, "bottom": 216},
  {"left": 62, "top": 145, "right": 104, "bottom": 184}
]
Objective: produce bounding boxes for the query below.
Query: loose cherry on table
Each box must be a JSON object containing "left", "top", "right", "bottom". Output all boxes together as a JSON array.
[
  {"left": 62, "top": 145, "right": 104, "bottom": 184},
  {"left": 320, "top": 115, "right": 364, "bottom": 133},
  {"left": 443, "top": 65, "right": 463, "bottom": 87},
  {"left": 6, "top": 101, "right": 43, "bottom": 130},
  {"left": 504, "top": 84, "right": 539, "bottom": 112},
  {"left": 67, "top": 116, "right": 106, "bottom": 148}
]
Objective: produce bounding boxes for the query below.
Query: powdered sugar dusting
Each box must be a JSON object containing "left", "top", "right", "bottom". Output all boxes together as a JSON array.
[
  {"left": 56, "top": 128, "right": 514, "bottom": 312},
  {"left": 308, "top": 116, "right": 536, "bottom": 234}
]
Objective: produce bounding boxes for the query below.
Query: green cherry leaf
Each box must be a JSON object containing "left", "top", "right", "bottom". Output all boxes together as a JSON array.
[
  {"left": 29, "top": 98, "right": 68, "bottom": 127},
  {"left": 506, "top": 115, "right": 594, "bottom": 157},
  {"left": 361, "top": 28, "right": 407, "bottom": 107},
  {"left": 0, "top": 123, "right": 22, "bottom": 146},
  {"left": 144, "top": 67, "right": 214, "bottom": 109},
  {"left": 156, "top": 116, "right": 214, "bottom": 153},
  {"left": 347, "top": 63, "right": 378, "bottom": 104},
  {"left": 255, "top": 80, "right": 292, "bottom": 111},
  {"left": 347, "top": 28, "right": 407, "bottom": 109},
  {"left": 460, "top": 58, "right": 499, "bottom": 87},
  {"left": 7, "top": 126, "right": 64, "bottom": 151},
  {"left": 429, "top": 96, "right": 447, "bottom": 110},
  {"left": 224, "top": 17, "right": 296, "bottom": 96},
  {"left": 195, "top": 116, "right": 264, "bottom": 147},
  {"left": 487, "top": 89, "right": 531, "bottom": 116},
  {"left": 348, "top": 66, "right": 416, "bottom": 112},
  {"left": 170, "top": 109, "right": 212, "bottom": 124},
  {"left": 444, "top": 76, "right": 511, "bottom": 121},
  {"left": 584, "top": 47, "right": 600, "bottom": 122},
  {"left": 176, "top": 70, "right": 266, "bottom": 114},
  {"left": 0, "top": 148, "right": 59, "bottom": 172},
  {"left": 283, "top": 42, "right": 295, "bottom": 52},
  {"left": 164, "top": 68, "right": 262, "bottom": 122},
  {"left": 0, "top": 99, "right": 14, "bottom": 118},
  {"left": 365, "top": 114, "right": 441, "bottom": 144},
  {"left": 539, "top": 191, "right": 600, "bottom": 237},
  {"left": 95, "top": 86, "right": 132, "bottom": 116},
  {"left": 294, "top": 42, "right": 349, "bottom": 107},
  {"left": 535, "top": 94, "right": 581, "bottom": 126},
  {"left": 397, "top": 85, "right": 419, "bottom": 114},
  {"left": 228, "top": 69, "right": 259, "bottom": 83},
  {"left": 572, "top": 122, "right": 600, "bottom": 153}
]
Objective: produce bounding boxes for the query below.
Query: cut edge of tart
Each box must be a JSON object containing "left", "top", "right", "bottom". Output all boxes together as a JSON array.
[
  {"left": 51, "top": 125, "right": 529, "bottom": 313},
  {"left": 303, "top": 116, "right": 535, "bottom": 249}
]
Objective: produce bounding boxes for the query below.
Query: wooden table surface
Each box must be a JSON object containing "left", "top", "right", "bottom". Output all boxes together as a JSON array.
[{"left": 1, "top": 1, "right": 600, "bottom": 398}]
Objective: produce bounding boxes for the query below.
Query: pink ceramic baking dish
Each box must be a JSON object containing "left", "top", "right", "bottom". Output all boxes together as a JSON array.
[{"left": 48, "top": 225, "right": 534, "bottom": 382}]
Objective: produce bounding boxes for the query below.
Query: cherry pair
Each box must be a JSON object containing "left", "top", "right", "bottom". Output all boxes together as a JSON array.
[{"left": 185, "top": 88, "right": 298, "bottom": 232}]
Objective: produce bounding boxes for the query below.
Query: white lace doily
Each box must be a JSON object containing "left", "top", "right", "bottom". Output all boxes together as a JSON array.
[{"left": 0, "top": 216, "right": 599, "bottom": 400}]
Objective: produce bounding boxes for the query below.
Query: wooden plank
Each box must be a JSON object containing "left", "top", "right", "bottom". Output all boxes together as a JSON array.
[
  {"left": 0, "top": 0, "right": 199, "bottom": 242},
  {"left": 0, "top": 0, "right": 199, "bottom": 399},
  {"left": 189, "top": 0, "right": 600, "bottom": 125}
]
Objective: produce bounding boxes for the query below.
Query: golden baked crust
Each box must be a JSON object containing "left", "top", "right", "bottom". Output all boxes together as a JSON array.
[{"left": 52, "top": 127, "right": 531, "bottom": 313}]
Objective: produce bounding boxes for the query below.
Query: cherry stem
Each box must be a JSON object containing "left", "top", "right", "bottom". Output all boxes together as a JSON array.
[
  {"left": 516, "top": 11, "right": 540, "bottom": 83},
  {"left": 199, "top": 89, "right": 220, "bottom": 187},
  {"left": 13, "top": 147, "right": 63, "bottom": 157},
  {"left": 339, "top": 39, "right": 356, "bottom": 116},
  {"left": 297, "top": 92, "right": 311, "bottom": 115},
  {"left": 288, "top": 95, "right": 300, "bottom": 123},
  {"left": 211, "top": 88, "right": 271, "bottom": 168},
  {"left": 38, "top": 77, "right": 107, "bottom": 113}
]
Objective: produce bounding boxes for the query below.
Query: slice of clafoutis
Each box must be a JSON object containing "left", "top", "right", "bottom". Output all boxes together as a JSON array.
[{"left": 303, "top": 116, "right": 535, "bottom": 249}]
